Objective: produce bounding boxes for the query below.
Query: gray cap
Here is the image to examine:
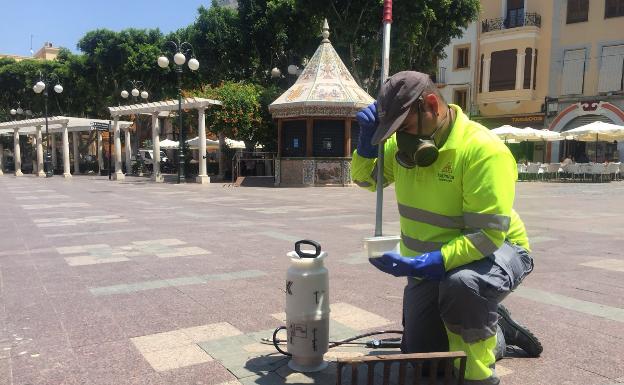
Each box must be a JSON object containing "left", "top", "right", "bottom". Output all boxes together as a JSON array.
[{"left": 371, "top": 71, "right": 431, "bottom": 145}]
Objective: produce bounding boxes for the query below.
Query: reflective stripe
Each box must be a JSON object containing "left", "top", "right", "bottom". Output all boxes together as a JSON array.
[
  {"left": 465, "top": 231, "right": 499, "bottom": 256},
  {"left": 401, "top": 232, "right": 446, "bottom": 253},
  {"left": 464, "top": 212, "right": 510, "bottom": 232},
  {"left": 354, "top": 180, "right": 372, "bottom": 188},
  {"left": 398, "top": 203, "right": 464, "bottom": 229},
  {"left": 398, "top": 204, "right": 510, "bottom": 233},
  {"left": 445, "top": 322, "right": 497, "bottom": 344}
]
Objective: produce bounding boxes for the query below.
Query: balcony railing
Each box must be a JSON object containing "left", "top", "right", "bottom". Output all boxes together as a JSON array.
[
  {"left": 481, "top": 12, "right": 541, "bottom": 33},
  {"left": 432, "top": 67, "right": 446, "bottom": 84}
]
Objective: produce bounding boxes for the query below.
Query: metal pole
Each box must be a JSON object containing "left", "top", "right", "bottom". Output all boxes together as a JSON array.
[
  {"left": 375, "top": 0, "right": 392, "bottom": 237},
  {"left": 108, "top": 121, "right": 112, "bottom": 180},
  {"left": 44, "top": 89, "right": 53, "bottom": 177},
  {"left": 177, "top": 67, "right": 185, "bottom": 183}
]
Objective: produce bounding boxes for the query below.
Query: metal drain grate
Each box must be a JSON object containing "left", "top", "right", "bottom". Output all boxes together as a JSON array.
[{"left": 336, "top": 351, "right": 467, "bottom": 385}]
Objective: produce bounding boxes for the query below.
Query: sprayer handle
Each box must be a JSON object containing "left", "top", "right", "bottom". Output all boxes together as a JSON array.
[{"left": 295, "top": 240, "right": 321, "bottom": 258}]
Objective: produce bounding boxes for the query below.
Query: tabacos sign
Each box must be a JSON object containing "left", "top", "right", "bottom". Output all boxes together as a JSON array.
[{"left": 511, "top": 115, "right": 544, "bottom": 123}]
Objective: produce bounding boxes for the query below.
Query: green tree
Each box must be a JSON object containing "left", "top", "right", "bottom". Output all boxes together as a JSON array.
[
  {"left": 236, "top": 0, "right": 320, "bottom": 85},
  {"left": 295, "top": 0, "right": 480, "bottom": 93},
  {"left": 179, "top": 2, "right": 246, "bottom": 83},
  {"left": 77, "top": 28, "right": 168, "bottom": 116},
  {"left": 193, "top": 81, "right": 263, "bottom": 178}
]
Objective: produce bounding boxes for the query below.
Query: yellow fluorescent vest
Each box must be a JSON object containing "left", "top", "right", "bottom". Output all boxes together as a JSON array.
[{"left": 352, "top": 105, "right": 530, "bottom": 271}]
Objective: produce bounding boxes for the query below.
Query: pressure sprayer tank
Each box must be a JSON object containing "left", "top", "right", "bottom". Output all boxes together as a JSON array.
[{"left": 285, "top": 240, "right": 329, "bottom": 372}]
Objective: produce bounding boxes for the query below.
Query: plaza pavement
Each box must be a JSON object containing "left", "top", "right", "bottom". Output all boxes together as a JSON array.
[{"left": 0, "top": 174, "right": 623, "bottom": 385}]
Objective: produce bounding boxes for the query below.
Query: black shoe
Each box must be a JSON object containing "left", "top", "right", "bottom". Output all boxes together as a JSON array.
[{"left": 497, "top": 304, "right": 543, "bottom": 358}]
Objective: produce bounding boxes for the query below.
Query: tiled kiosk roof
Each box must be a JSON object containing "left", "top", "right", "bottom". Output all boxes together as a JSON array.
[{"left": 269, "top": 20, "right": 374, "bottom": 119}]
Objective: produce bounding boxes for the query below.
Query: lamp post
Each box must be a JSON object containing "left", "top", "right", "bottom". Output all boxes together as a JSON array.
[
  {"left": 158, "top": 40, "right": 199, "bottom": 183},
  {"left": 121, "top": 80, "right": 148, "bottom": 175},
  {"left": 33, "top": 72, "right": 63, "bottom": 177}
]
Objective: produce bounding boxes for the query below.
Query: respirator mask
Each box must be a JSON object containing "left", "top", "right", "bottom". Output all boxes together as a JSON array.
[{"left": 395, "top": 99, "right": 444, "bottom": 168}]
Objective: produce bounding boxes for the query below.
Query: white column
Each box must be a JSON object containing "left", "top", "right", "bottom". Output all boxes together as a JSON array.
[
  {"left": 97, "top": 131, "right": 104, "bottom": 170},
  {"left": 62, "top": 124, "right": 71, "bottom": 178},
  {"left": 13, "top": 129, "right": 22, "bottom": 176},
  {"left": 112, "top": 117, "right": 124, "bottom": 181},
  {"left": 36, "top": 126, "right": 45, "bottom": 177},
  {"left": 51, "top": 133, "right": 57, "bottom": 172},
  {"left": 151, "top": 113, "right": 163, "bottom": 182},
  {"left": 515, "top": 52, "right": 526, "bottom": 90},
  {"left": 530, "top": 50, "right": 536, "bottom": 90},
  {"left": 72, "top": 132, "right": 80, "bottom": 175},
  {"left": 0, "top": 142, "right": 4, "bottom": 176},
  {"left": 196, "top": 108, "right": 210, "bottom": 184},
  {"left": 482, "top": 57, "right": 491, "bottom": 93},
  {"left": 124, "top": 127, "right": 132, "bottom": 173}
]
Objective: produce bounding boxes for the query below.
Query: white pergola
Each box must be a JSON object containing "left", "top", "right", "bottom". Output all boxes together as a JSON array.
[
  {"left": 0, "top": 116, "right": 131, "bottom": 178},
  {"left": 108, "top": 97, "right": 222, "bottom": 183}
]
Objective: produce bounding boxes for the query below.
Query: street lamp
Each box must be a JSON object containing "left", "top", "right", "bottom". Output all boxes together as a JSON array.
[
  {"left": 121, "top": 80, "right": 149, "bottom": 175},
  {"left": 9, "top": 102, "right": 25, "bottom": 120},
  {"left": 271, "top": 64, "right": 301, "bottom": 86},
  {"left": 158, "top": 40, "right": 199, "bottom": 183},
  {"left": 33, "top": 71, "right": 63, "bottom": 177}
]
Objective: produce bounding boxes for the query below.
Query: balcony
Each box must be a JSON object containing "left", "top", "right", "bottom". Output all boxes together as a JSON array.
[
  {"left": 481, "top": 12, "right": 541, "bottom": 33},
  {"left": 432, "top": 67, "right": 446, "bottom": 86}
]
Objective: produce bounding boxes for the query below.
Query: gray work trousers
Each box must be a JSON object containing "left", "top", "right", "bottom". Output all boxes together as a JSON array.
[{"left": 401, "top": 242, "right": 534, "bottom": 383}]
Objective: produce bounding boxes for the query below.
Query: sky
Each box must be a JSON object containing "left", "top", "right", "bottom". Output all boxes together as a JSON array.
[{"left": 0, "top": 0, "right": 211, "bottom": 56}]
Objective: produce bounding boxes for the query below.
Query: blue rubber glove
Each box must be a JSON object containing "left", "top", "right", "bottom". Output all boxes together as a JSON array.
[
  {"left": 369, "top": 251, "right": 446, "bottom": 280},
  {"left": 355, "top": 102, "right": 379, "bottom": 158}
]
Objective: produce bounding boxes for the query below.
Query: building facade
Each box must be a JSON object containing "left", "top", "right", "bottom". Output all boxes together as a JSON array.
[
  {"left": 473, "top": 0, "right": 624, "bottom": 162},
  {"left": 0, "top": 42, "right": 60, "bottom": 61},
  {"left": 436, "top": 22, "right": 478, "bottom": 116}
]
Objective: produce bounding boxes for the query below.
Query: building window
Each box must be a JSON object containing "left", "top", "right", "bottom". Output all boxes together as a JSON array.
[
  {"left": 479, "top": 54, "right": 484, "bottom": 93},
  {"left": 453, "top": 89, "right": 468, "bottom": 110},
  {"left": 567, "top": 0, "right": 589, "bottom": 23},
  {"left": 561, "top": 49, "right": 586, "bottom": 95},
  {"left": 598, "top": 45, "right": 624, "bottom": 93},
  {"left": 524, "top": 48, "right": 533, "bottom": 89},
  {"left": 605, "top": 0, "right": 624, "bottom": 18},
  {"left": 506, "top": 0, "right": 525, "bottom": 28},
  {"left": 281, "top": 120, "right": 306, "bottom": 157},
  {"left": 313, "top": 120, "right": 344, "bottom": 157},
  {"left": 455, "top": 46, "right": 470, "bottom": 70},
  {"left": 533, "top": 49, "right": 538, "bottom": 89},
  {"left": 489, "top": 49, "right": 517, "bottom": 91}
]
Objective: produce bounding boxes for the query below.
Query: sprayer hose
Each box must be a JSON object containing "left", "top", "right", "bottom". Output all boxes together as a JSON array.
[
  {"left": 272, "top": 326, "right": 292, "bottom": 356},
  {"left": 270, "top": 326, "right": 403, "bottom": 356},
  {"left": 329, "top": 330, "right": 403, "bottom": 348}
]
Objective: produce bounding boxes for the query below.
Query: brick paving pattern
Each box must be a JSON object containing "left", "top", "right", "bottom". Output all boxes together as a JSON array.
[{"left": 0, "top": 175, "right": 623, "bottom": 384}]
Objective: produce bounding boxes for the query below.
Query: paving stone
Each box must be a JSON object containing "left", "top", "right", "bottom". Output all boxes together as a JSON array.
[
  {"left": 140, "top": 344, "right": 213, "bottom": 372},
  {"left": 328, "top": 302, "right": 392, "bottom": 331}
]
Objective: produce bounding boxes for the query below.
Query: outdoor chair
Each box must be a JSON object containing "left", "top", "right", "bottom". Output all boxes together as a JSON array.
[
  {"left": 545, "top": 163, "right": 562, "bottom": 181},
  {"left": 606, "top": 162, "right": 621, "bottom": 181},
  {"left": 517, "top": 163, "right": 527, "bottom": 181},
  {"left": 575, "top": 163, "right": 590, "bottom": 182},
  {"left": 563, "top": 163, "right": 579, "bottom": 181},
  {"left": 525, "top": 163, "right": 541, "bottom": 181},
  {"left": 589, "top": 163, "right": 608, "bottom": 182}
]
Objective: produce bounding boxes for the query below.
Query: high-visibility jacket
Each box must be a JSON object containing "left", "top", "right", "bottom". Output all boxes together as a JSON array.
[{"left": 352, "top": 105, "right": 529, "bottom": 271}]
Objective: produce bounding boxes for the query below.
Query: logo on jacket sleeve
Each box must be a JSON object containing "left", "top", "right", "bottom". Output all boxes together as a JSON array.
[{"left": 438, "top": 162, "right": 455, "bottom": 182}]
